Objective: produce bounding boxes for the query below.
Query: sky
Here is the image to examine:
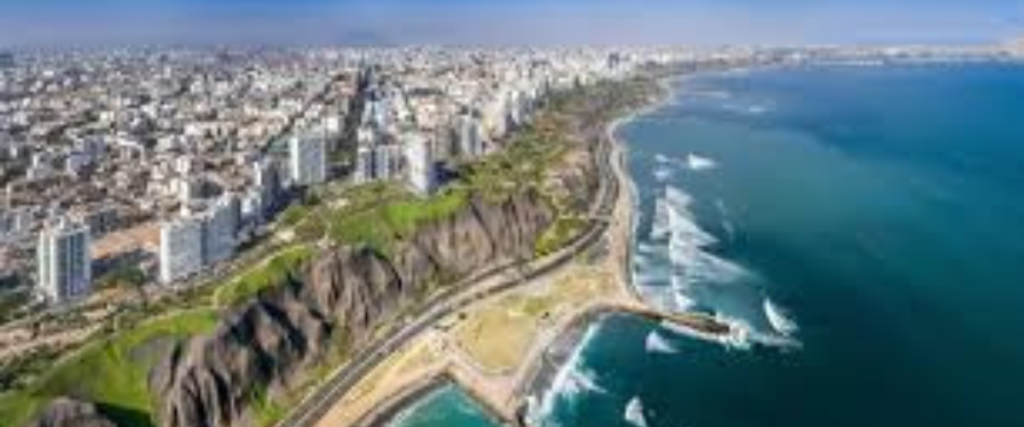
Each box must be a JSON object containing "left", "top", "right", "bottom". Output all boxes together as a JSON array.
[{"left": 0, "top": 0, "right": 1021, "bottom": 48}]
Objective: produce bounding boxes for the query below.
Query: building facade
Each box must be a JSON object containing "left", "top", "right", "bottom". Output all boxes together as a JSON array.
[
  {"left": 37, "top": 220, "right": 92, "bottom": 304},
  {"left": 289, "top": 133, "right": 327, "bottom": 186},
  {"left": 404, "top": 133, "right": 436, "bottom": 195},
  {"left": 202, "top": 194, "right": 241, "bottom": 265},
  {"left": 158, "top": 215, "right": 204, "bottom": 285}
]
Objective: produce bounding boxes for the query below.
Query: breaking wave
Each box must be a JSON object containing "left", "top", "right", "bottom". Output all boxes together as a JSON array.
[
  {"left": 528, "top": 324, "right": 606, "bottom": 427},
  {"left": 645, "top": 330, "right": 679, "bottom": 355},
  {"left": 764, "top": 298, "right": 799, "bottom": 337},
  {"left": 635, "top": 183, "right": 801, "bottom": 350},
  {"left": 686, "top": 153, "right": 718, "bottom": 171},
  {"left": 624, "top": 397, "right": 649, "bottom": 427},
  {"left": 653, "top": 166, "right": 674, "bottom": 182},
  {"left": 655, "top": 152, "right": 719, "bottom": 173}
]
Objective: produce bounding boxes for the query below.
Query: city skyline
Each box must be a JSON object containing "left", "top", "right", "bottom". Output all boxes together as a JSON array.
[{"left": 0, "top": 0, "right": 1021, "bottom": 48}]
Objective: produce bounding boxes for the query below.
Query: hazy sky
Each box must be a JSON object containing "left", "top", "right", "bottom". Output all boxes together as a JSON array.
[{"left": 0, "top": 0, "right": 1021, "bottom": 47}]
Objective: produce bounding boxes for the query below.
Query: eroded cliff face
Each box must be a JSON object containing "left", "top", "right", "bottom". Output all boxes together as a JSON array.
[
  {"left": 148, "top": 190, "right": 555, "bottom": 427},
  {"left": 27, "top": 398, "right": 118, "bottom": 427}
]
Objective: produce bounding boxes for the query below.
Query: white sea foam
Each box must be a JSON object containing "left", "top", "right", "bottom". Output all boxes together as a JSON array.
[
  {"left": 565, "top": 366, "right": 607, "bottom": 396},
  {"left": 653, "top": 166, "right": 673, "bottom": 182},
  {"left": 624, "top": 397, "right": 648, "bottom": 427},
  {"left": 645, "top": 330, "right": 679, "bottom": 354},
  {"left": 662, "top": 185, "right": 747, "bottom": 286},
  {"left": 659, "top": 318, "right": 753, "bottom": 351},
  {"left": 764, "top": 298, "right": 800, "bottom": 337},
  {"left": 636, "top": 183, "right": 806, "bottom": 350},
  {"left": 530, "top": 324, "right": 606, "bottom": 426},
  {"left": 687, "top": 153, "right": 718, "bottom": 171},
  {"left": 650, "top": 197, "right": 673, "bottom": 241},
  {"left": 672, "top": 290, "right": 697, "bottom": 311}
]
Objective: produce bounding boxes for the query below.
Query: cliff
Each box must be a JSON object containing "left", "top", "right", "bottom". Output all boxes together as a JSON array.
[
  {"left": 148, "top": 190, "right": 556, "bottom": 427},
  {"left": 27, "top": 398, "right": 118, "bottom": 427}
]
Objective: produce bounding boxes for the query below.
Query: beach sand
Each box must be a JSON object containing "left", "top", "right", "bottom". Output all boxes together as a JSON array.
[{"left": 310, "top": 78, "right": 729, "bottom": 427}]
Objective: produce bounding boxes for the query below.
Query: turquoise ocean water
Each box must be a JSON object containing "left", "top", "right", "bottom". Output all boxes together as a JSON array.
[
  {"left": 389, "top": 63, "right": 1024, "bottom": 427},
  {"left": 385, "top": 384, "right": 502, "bottom": 427}
]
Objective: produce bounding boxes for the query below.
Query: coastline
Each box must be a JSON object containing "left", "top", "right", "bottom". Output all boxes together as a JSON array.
[
  {"left": 515, "top": 74, "right": 679, "bottom": 415},
  {"left": 304, "top": 61, "right": 1024, "bottom": 427},
  {"left": 312, "top": 74, "right": 734, "bottom": 427}
]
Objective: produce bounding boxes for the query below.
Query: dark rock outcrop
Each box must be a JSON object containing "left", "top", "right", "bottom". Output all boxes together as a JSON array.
[
  {"left": 27, "top": 398, "right": 117, "bottom": 427},
  {"left": 149, "top": 190, "right": 555, "bottom": 427}
]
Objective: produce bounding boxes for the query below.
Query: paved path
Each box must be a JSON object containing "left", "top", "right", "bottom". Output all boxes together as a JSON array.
[
  {"left": 276, "top": 82, "right": 682, "bottom": 427},
  {"left": 277, "top": 137, "right": 620, "bottom": 427}
]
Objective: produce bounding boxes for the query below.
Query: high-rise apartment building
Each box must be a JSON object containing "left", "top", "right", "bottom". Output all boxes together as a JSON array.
[
  {"left": 404, "top": 133, "right": 436, "bottom": 195},
  {"left": 159, "top": 214, "right": 204, "bottom": 285},
  {"left": 159, "top": 194, "right": 240, "bottom": 285},
  {"left": 289, "top": 133, "right": 327, "bottom": 186},
  {"left": 37, "top": 219, "right": 92, "bottom": 304},
  {"left": 203, "top": 194, "right": 240, "bottom": 265}
]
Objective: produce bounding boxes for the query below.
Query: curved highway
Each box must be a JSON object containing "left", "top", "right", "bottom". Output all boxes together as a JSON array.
[{"left": 276, "top": 93, "right": 624, "bottom": 427}]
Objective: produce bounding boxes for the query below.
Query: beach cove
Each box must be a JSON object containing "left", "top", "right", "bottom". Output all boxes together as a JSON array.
[
  {"left": 322, "top": 61, "right": 1024, "bottom": 427},
  {"left": 296, "top": 72, "right": 746, "bottom": 427}
]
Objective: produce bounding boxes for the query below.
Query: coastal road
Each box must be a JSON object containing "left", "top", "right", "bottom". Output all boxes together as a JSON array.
[{"left": 276, "top": 100, "right": 624, "bottom": 427}]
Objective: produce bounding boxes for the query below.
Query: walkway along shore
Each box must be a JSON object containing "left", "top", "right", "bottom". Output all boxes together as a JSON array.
[{"left": 301, "top": 76, "right": 734, "bottom": 427}]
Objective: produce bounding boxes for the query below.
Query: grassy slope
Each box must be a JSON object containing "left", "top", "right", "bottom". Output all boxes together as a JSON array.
[
  {"left": 214, "top": 245, "right": 316, "bottom": 308},
  {"left": 0, "top": 309, "right": 219, "bottom": 427},
  {"left": 0, "top": 77, "right": 658, "bottom": 427}
]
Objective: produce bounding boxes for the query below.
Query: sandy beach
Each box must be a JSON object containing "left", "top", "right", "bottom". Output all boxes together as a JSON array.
[{"left": 309, "top": 76, "right": 731, "bottom": 427}]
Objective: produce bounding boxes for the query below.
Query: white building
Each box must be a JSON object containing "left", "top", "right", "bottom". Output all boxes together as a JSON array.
[
  {"left": 355, "top": 144, "right": 403, "bottom": 184},
  {"left": 159, "top": 214, "right": 204, "bottom": 285},
  {"left": 37, "top": 219, "right": 92, "bottom": 304},
  {"left": 458, "top": 113, "right": 487, "bottom": 158},
  {"left": 404, "top": 133, "right": 436, "bottom": 195},
  {"left": 202, "top": 194, "right": 240, "bottom": 265},
  {"left": 250, "top": 157, "right": 281, "bottom": 221},
  {"left": 289, "top": 133, "right": 327, "bottom": 186},
  {"left": 159, "top": 195, "right": 240, "bottom": 285}
]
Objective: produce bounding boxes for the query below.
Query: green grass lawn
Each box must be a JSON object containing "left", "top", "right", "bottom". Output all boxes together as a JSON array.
[
  {"left": 214, "top": 245, "right": 315, "bottom": 308},
  {"left": 278, "top": 204, "right": 311, "bottom": 228},
  {"left": 0, "top": 309, "right": 219, "bottom": 427},
  {"left": 535, "top": 216, "right": 590, "bottom": 257},
  {"left": 0, "top": 76, "right": 659, "bottom": 427},
  {"left": 328, "top": 185, "right": 472, "bottom": 257}
]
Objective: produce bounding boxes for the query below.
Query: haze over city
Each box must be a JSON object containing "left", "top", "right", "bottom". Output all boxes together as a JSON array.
[
  {"left": 3, "top": 1, "right": 1024, "bottom": 427},
  {"left": 1, "top": 0, "right": 1021, "bottom": 47}
]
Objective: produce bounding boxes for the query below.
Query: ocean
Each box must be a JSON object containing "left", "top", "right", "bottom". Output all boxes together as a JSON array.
[
  {"left": 389, "top": 63, "right": 1024, "bottom": 427},
  {"left": 385, "top": 384, "right": 503, "bottom": 427}
]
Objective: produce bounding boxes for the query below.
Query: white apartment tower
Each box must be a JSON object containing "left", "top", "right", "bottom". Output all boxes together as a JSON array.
[
  {"left": 458, "top": 113, "right": 486, "bottom": 158},
  {"left": 37, "top": 219, "right": 92, "bottom": 304},
  {"left": 203, "top": 194, "right": 241, "bottom": 265},
  {"left": 405, "top": 133, "right": 436, "bottom": 195},
  {"left": 159, "top": 214, "right": 204, "bottom": 285},
  {"left": 289, "top": 133, "right": 327, "bottom": 186},
  {"left": 159, "top": 195, "right": 241, "bottom": 285}
]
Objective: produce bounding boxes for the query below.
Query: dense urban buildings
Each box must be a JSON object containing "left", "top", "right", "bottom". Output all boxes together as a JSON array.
[
  {"left": 1, "top": 40, "right": 1023, "bottom": 427},
  {"left": 0, "top": 47, "right": 671, "bottom": 312},
  {"left": 0, "top": 45, "right": 1018, "bottom": 313}
]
